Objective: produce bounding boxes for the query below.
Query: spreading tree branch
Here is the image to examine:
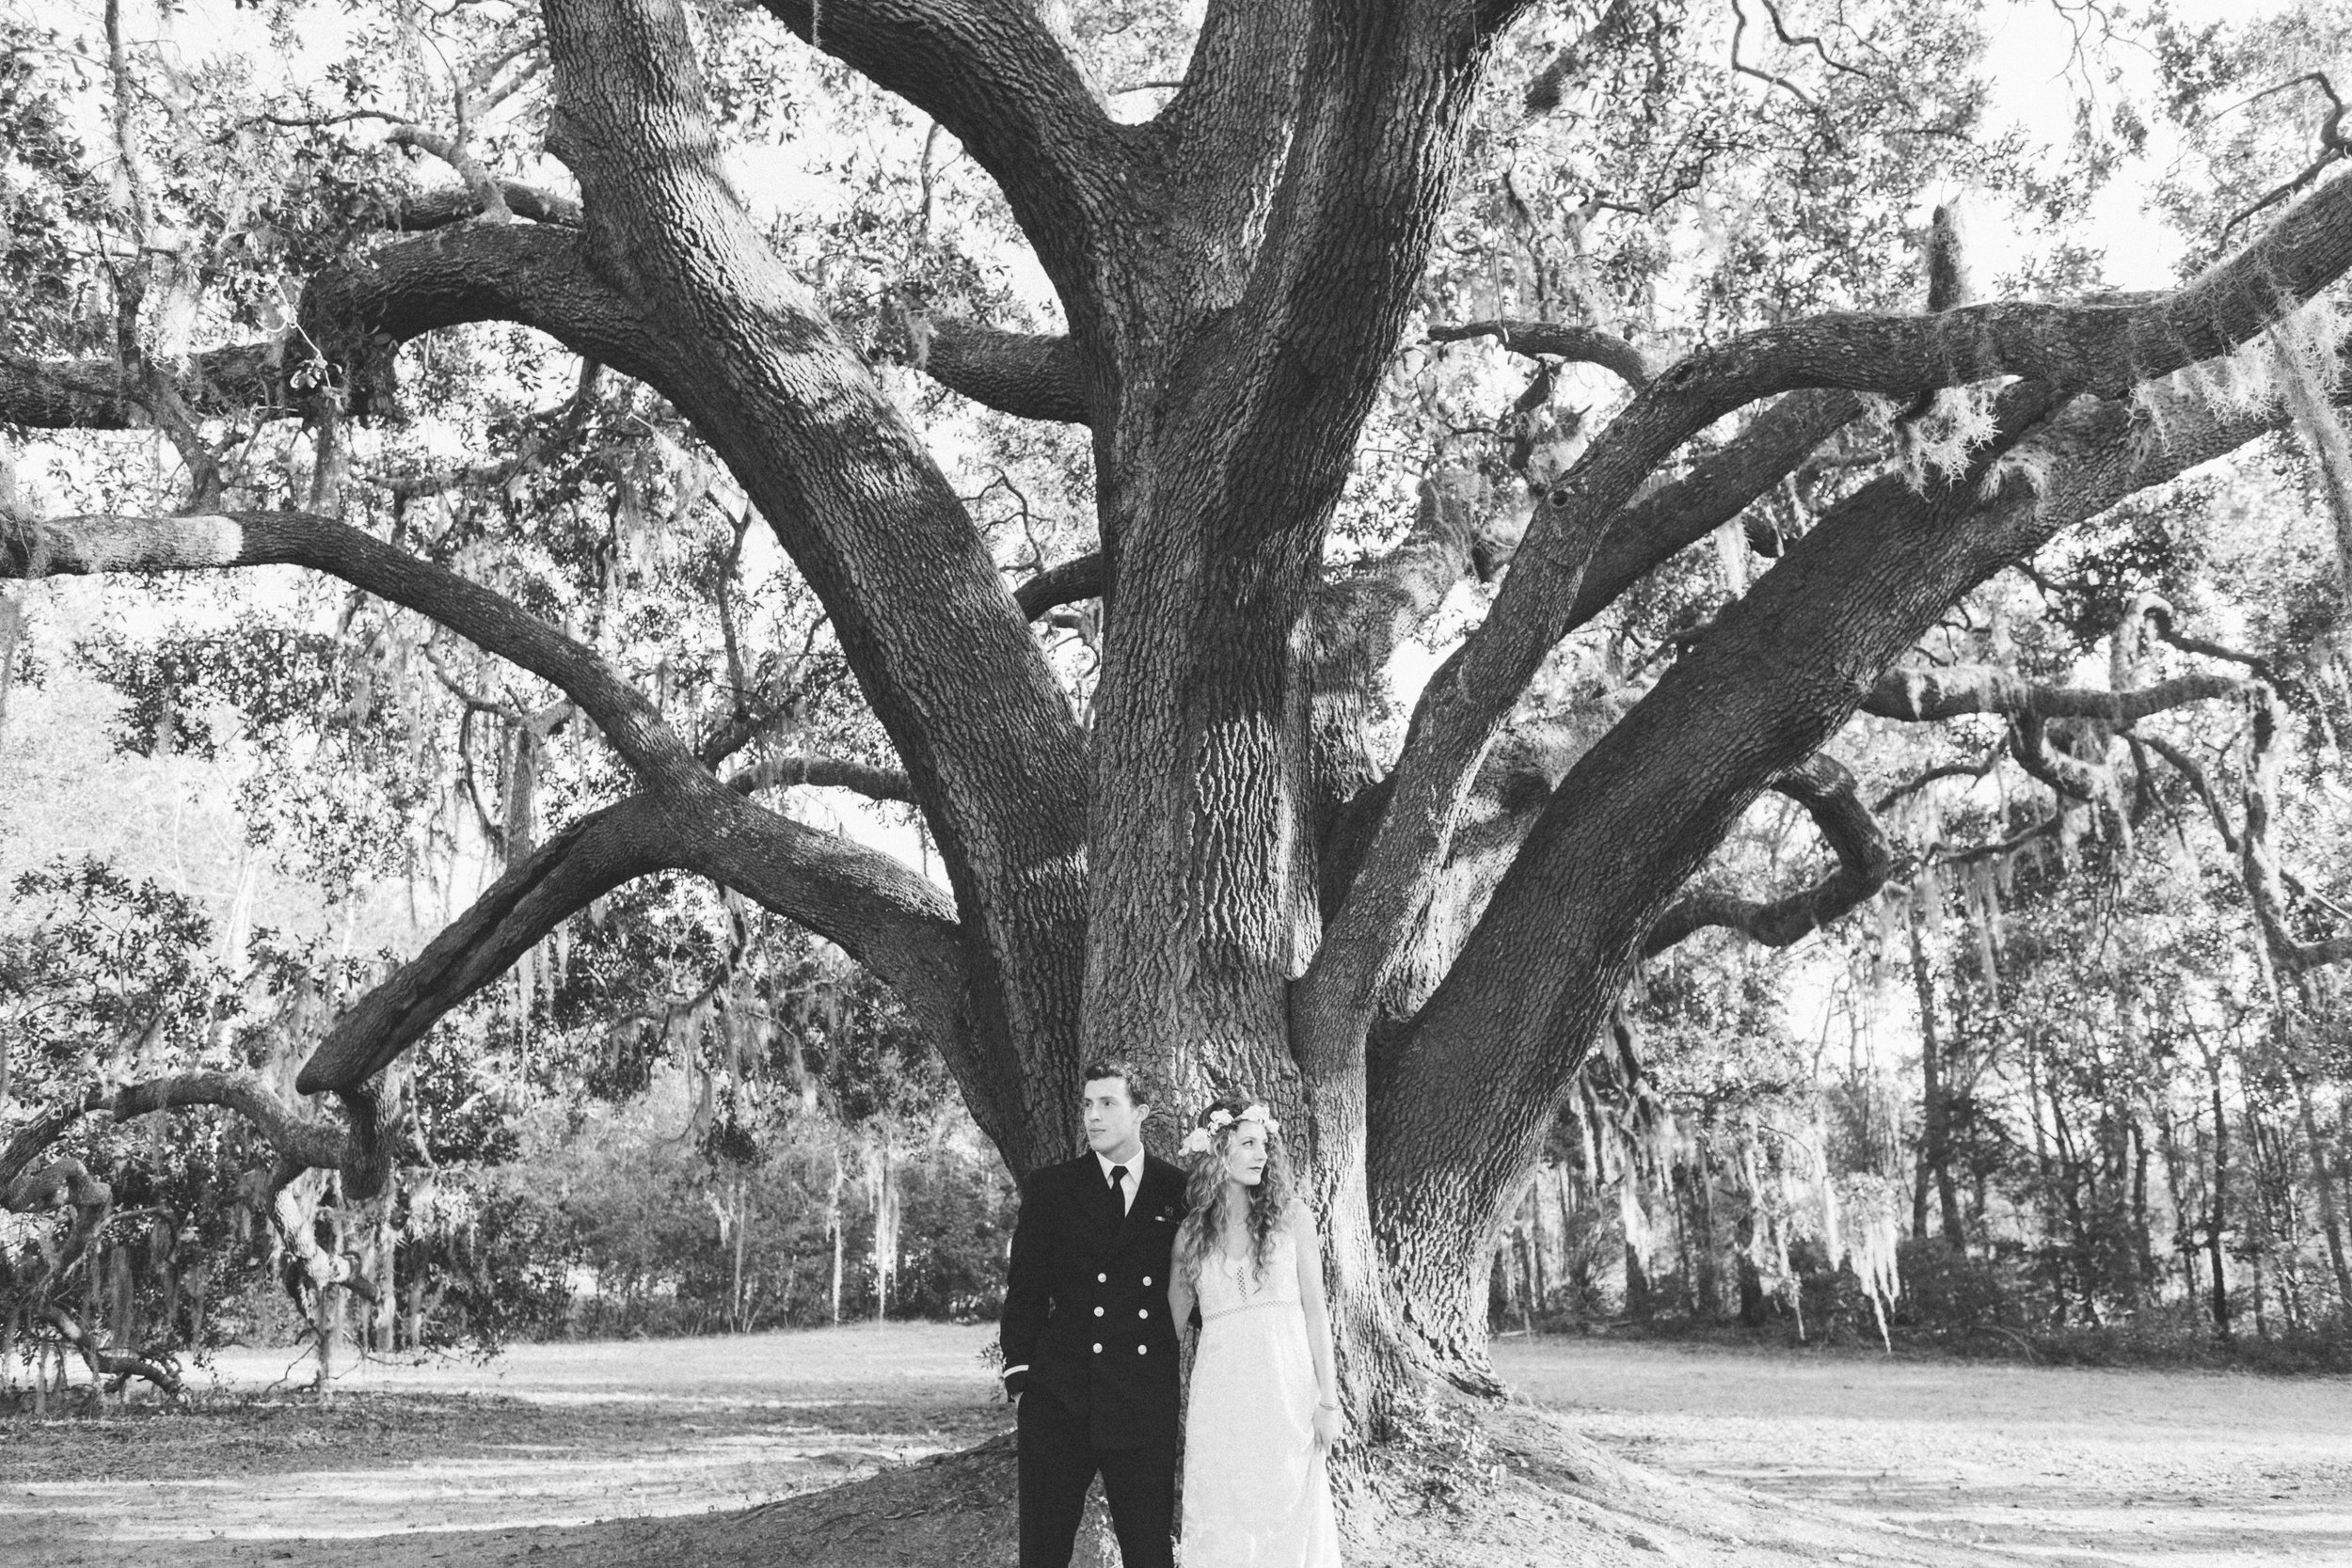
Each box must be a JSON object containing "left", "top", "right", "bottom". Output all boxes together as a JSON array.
[
  {"left": 389, "top": 179, "right": 584, "bottom": 231},
  {"left": 1015, "top": 553, "right": 1107, "bottom": 620},
  {"left": 2, "top": 509, "right": 701, "bottom": 788},
  {"left": 890, "top": 314, "right": 1088, "bottom": 424},
  {"left": 110, "top": 1074, "right": 350, "bottom": 1172},
  {"left": 385, "top": 124, "right": 529, "bottom": 224},
  {"left": 296, "top": 785, "right": 966, "bottom": 1103},
  {"left": 1376, "top": 341, "right": 2350, "bottom": 1262},
  {"left": 1859, "top": 667, "right": 2250, "bottom": 724},
  {"left": 1644, "top": 756, "right": 1893, "bottom": 955},
  {"left": 726, "top": 752, "right": 918, "bottom": 801},
  {"left": 1540, "top": 388, "right": 1863, "bottom": 611},
  {"left": 1333, "top": 179, "right": 2352, "bottom": 1037},
  {"left": 0, "top": 224, "right": 660, "bottom": 429},
  {"left": 0, "top": 341, "right": 287, "bottom": 430},
  {"left": 1428, "top": 318, "right": 1655, "bottom": 388},
  {"left": 297, "top": 794, "right": 684, "bottom": 1093}
]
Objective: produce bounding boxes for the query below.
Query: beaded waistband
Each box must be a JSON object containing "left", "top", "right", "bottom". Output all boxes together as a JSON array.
[{"left": 1200, "top": 1297, "right": 1297, "bottom": 1323}]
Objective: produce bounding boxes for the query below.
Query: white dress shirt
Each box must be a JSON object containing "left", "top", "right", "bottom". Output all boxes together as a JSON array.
[{"left": 1096, "top": 1148, "right": 1141, "bottom": 1216}]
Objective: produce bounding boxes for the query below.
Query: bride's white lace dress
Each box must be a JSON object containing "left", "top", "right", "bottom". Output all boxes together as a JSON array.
[{"left": 1181, "top": 1226, "right": 1342, "bottom": 1566}]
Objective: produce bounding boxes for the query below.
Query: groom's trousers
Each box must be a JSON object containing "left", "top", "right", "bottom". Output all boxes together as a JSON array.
[{"left": 1017, "top": 1386, "right": 1176, "bottom": 1568}]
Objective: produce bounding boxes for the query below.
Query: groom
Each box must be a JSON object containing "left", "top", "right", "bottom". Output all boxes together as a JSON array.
[{"left": 1000, "top": 1058, "right": 1188, "bottom": 1568}]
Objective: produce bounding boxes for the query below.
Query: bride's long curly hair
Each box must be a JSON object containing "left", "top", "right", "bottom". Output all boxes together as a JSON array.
[{"left": 1174, "top": 1094, "right": 1294, "bottom": 1284}]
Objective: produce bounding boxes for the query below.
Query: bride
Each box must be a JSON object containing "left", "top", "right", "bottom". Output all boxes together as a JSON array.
[{"left": 1166, "top": 1096, "right": 1343, "bottom": 1566}]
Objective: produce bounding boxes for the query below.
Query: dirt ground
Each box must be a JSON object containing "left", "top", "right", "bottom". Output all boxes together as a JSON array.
[
  {"left": 1493, "top": 1336, "right": 2352, "bottom": 1566},
  {"left": 2, "top": 1325, "right": 2346, "bottom": 1566}
]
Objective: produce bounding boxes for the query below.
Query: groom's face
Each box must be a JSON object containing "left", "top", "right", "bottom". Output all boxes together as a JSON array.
[{"left": 1082, "top": 1076, "right": 1148, "bottom": 1158}]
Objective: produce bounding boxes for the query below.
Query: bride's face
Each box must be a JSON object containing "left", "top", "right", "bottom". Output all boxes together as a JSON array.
[{"left": 1222, "top": 1123, "right": 1268, "bottom": 1187}]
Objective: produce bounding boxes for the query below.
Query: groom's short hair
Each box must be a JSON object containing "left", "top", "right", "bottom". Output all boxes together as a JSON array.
[{"left": 1081, "top": 1057, "right": 1152, "bottom": 1110}]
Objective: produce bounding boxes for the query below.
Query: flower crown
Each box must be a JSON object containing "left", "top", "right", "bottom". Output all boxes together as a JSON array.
[{"left": 1179, "top": 1102, "right": 1279, "bottom": 1155}]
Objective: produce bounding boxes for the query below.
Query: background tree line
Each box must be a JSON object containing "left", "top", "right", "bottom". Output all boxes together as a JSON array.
[{"left": 1484, "top": 451, "right": 2352, "bottom": 1359}]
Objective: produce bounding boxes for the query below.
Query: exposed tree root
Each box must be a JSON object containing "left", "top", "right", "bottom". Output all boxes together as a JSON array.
[{"left": 1346, "top": 1399, "right": 2001, "bottom": 1566}]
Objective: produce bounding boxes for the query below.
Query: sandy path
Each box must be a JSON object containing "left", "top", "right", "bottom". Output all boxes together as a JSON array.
[
  {"left": 1496, "top": 1338, "right": 2352, "bottom": 1566},
  {"left": 7, "top": 1329, "right": 2351, "bottom": 1565}
]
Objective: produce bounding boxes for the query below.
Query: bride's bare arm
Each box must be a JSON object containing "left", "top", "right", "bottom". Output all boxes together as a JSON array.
[
  {"left": 1291, "top": 1201, "right": 1343, "bottom": 1445},
  {"left": 1168, "top": 1255, "right": 1196, "bottom": 1345}
]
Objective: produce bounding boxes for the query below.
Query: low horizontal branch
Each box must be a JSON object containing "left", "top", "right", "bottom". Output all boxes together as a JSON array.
[
  {"left": 1860, "top": 668, "right": 2251, "bottom": 724},
  {"left": 0, "top": 342, "right": 287, "bottom": 430},
  {"left": 2, "top": 509, "right": 698, "bottom": 787},
  {"left": 389, "top": 179, "right": 584, "bottom": 230},
  {"left": 1014, "top": 553, "right": 1106, "bottom": 619},
  {"left": 727, "top": 752, "right": 917, "bottom": 802},
  {"left": 0, "top": 225, "right": 660, "bottom": 431},
  {"left": 1428, "top": 318, "right": 1654, "bottom": 388},
  {"left": 1541, "top": 167, "right": 2352, "bottom": 424},
  {"left": 909, "top": 318, "right": 1089, "bottom": 423},
  {"left": 111, "top": 1074, "right": 349, "bottom": 1172}
]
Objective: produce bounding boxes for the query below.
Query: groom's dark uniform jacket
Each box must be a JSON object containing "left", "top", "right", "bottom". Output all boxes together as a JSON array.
[{"left": 1000, "top": 1150, "right": 1187, "bottom": 1449}]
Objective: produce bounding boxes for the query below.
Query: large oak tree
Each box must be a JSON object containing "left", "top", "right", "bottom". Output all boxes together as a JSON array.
[{"left": 7, "top": 0, "right": 2352, "bottom": 1433}]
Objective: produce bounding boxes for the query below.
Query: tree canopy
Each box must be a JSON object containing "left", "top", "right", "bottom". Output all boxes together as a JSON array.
[{"left": 1, "top": 0, "right": 2349, "bottom": 1429}]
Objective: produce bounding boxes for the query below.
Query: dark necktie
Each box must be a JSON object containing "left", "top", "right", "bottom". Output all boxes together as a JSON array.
[{"left": 1107, "top": 1164, "right": 1128, "bottom": 1226}]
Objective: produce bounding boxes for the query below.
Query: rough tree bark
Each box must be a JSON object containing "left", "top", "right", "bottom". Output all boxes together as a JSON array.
[{"left": 8, "top": 0, "right": 2352, "bottom": 1448}]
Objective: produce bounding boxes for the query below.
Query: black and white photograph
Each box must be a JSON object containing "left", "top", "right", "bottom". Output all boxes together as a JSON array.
[{"left": 2, "top": 0, "right": 2348, "bottom": 1562}]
